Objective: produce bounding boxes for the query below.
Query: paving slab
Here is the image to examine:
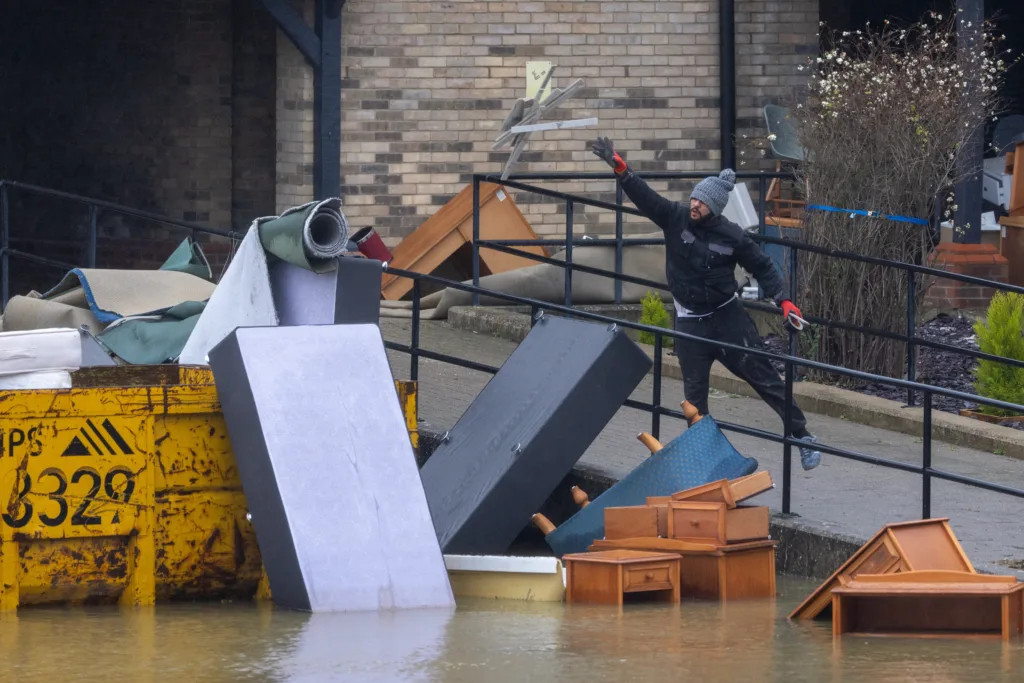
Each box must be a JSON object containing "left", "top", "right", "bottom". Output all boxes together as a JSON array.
[{"left": 381, "top": 318, "right": 1024, "bottom": 574}]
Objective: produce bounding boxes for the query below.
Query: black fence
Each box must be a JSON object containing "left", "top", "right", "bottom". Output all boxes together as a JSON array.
[
  {"left": 395, "top": 169, "right": 1024, "bottom": 519},
  {"left": 0, "top": 179, "right": 243, "bottom": 307},
  {"left": 383, "top": 264, "right": 1024, "bottom": 520},
  {"left": 468, "top": 172, "right": 1024, "bottom": 410},
  {"left": 3, "top": 174, "right": 1023, "bottom": 524}
]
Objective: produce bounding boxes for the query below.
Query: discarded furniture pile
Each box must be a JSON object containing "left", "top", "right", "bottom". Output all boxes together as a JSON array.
[
  {"left": 790, "top": 518, "right": 1024, "bottom": 641},
  {"left": 534, "top": 405, "right": 777, "bottom": 606}
]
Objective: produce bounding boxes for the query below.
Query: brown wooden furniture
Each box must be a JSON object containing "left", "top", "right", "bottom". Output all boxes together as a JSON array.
[
  {"left": 604, "top": 506, "right": 660, "bottom": 540},
  {"left": 563, "top": 549, "right": 681, "bottom": 605},
  {"left": 831, "top": 571, "right": 1024, "bottom": 641},
  {"left": 666, "top": 501, "right": 770, "bottom": 545},
  {"left": 999, "top": 142, "right": 1024, "bottom": 286},
  {"left": 670, "top": 471, "right": 774, "bottom": 506},
  {"left": 380, "top": 181, "right": 547, "bottom": 300},
  {"left": 789, "top": 518, "right": 975, "bottom": 621},
  {"left": 589, "top": 538, "right": 778, "bottom": 601}
]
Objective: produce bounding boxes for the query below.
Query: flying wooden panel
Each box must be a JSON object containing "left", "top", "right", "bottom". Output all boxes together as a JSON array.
[{"left": 380, "top": 182, "right": 547, "bottom": 301}]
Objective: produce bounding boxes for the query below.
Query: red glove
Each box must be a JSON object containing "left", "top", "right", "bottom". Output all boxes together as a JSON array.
[
  {"left": 781, "top": 300, "right": 802, "bottom": 320},
  {"left": 611, "top": 152, "right": 627, "bottom": 175}
]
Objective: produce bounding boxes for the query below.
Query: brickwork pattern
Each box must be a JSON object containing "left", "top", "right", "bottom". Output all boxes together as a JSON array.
[
  {"left": 924, "top": 243, "right": 1010, "bottom": 312},
  {"left": 332, "top": 0, "right": 817, "bottom": 246},
  {"left": 0, "top": 0, "right": 280, "bottom": 296},
  {"left": 232, "top": 0, "right": 279, "bottom": 231},
  {"left": 276, "top": 0, "right": 317, "bottom": 213}
]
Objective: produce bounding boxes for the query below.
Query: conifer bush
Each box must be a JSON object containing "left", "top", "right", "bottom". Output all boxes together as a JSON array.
[
  {"left": 638, "top": 290, "right": 671, "bottom": 346},
  {"left": 973, "top": 292, "right": 1024, "bottom": 417}
]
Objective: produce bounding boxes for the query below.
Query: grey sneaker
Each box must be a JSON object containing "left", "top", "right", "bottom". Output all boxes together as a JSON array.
[{"left": 797, "top": 435, "right": 821, "bottom": 471}]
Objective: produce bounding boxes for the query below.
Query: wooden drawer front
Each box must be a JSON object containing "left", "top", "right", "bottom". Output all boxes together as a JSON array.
[
  {"left": 669, "top": 504, "right": 724, "bottom": 542},
  {"left": 668, "top": 503, "right": 770, "bottom": 544},
  {"left": 622, "top": 562, "right": 674, "bottom": 592}
]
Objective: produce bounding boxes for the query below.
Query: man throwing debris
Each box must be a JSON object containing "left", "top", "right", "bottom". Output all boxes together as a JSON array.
[{"left": 591, "top": 136, "right": 821, "bottom": 471}]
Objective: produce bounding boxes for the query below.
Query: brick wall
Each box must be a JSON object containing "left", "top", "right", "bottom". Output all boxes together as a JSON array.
[
  {"left": 330, "top": 0, "right": 818, "bottom": 246},
  {"left": 276, "top": 0, "right": 317, "bottom": 213},
  {"left": 0, "top": 0, "right": 276, "bottom": 298}
]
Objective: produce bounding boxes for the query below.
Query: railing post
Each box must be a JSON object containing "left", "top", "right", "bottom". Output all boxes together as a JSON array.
[
  {"left": 410, "top": 278, "right": 421, "bottom": 382},
  {"left": 87, "top": 205, "right": 98, "bottom": 269},
  {"left": 782, "top": 243, "right": 799, "bottom": 515},
  {"left": 564, "top": 198, "right": 574, "bottom": 308},
  {"left": 922, "top": 390, "right": 932, "bottom": 519},
  {"left": 530, "top": 304, "right": 539, "bottom": 327},
  {"left": 0, "top": 184, "right": 8, "bottom": 308},
  {"left": 614, "top": 183, "right": 624, "bottom": 304},
  {"left": 757, "top": 175, "right": 766, "bottom": 299},
  {"left": 905, "top": 270, "right": 917, "bottom": 407},
  {"left": 472, "top": 176, "right": 481, "bottom": 306},
  {"left": 652, "top": 332, "right": 663, "bottom": 441}
]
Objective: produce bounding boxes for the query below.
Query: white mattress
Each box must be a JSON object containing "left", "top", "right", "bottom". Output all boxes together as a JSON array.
[{"left": 0, "top": 328, "right": 82, "bottom": 377}]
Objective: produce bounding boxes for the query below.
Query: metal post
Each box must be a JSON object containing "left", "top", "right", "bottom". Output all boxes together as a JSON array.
[
  {"left": 530, "top": 304, "right": 539, "bottom": 327},
  {"left": 652, "top": 333, "right": 663, "bottom": 441},
  {"left": 952, "top": 0, "right": 984, "bottom": 244},
  {"left": 564, "top": 199, "right": 574, "bottom": 308},
  {"left": 472, "top": 176, "right": 481, "bottom": 306},
  {"left": 87, "top": 205, "right": 98, "bottom": 269},
  {"left": 906, "top": 270, "right": 917, "bottom": 407},
  {"left": 410, "top": 278, "right": 421, "bottom": 382},
  {"left": 922, "top": 390, "right": 932, "bottom": 519},
  {"left": 313, "top": 0, "right": 343, "bottom": 200},
  {"left": 757, "top": 175, "right": 766, "bottom": 300},
  {"left": 614, "top": 183, "right": 624, "bottom": 304},
  {"left": 0, "top": 184, "right": 9, "bottom": 308},
  {"left": 782, "top": 245, "right": 799, "bottom": 514}
]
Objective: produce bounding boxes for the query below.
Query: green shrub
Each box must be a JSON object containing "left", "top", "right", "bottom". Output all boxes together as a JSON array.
[
  {"left": 973, "top": 292, "right": 1024, "bottom": 417},
  {"left": 638, "top": 290, "right": 672, "bottom": 346}
]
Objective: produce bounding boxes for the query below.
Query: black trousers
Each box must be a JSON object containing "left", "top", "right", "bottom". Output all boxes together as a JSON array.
[{"left": 673, "top": 298, "right": 808, "bottom": 437}]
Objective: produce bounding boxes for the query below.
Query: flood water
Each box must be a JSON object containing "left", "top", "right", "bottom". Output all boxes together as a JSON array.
[{"left": 0, "top": 575, "right": 1020, "bottom": 682}]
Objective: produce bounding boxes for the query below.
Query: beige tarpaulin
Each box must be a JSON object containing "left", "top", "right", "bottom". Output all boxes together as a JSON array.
[
  {"left": 379, "top": 232, "right": 751, "bottom": 319},
  {"left": 1, "top": 270, "right": 216, "bottom": 333}
]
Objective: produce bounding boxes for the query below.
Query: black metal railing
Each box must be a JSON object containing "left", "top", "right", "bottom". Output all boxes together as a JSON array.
[
  {"left": 468, "top": 172, "right": 1024, "bottom": 409},
  {"left": 0, "top": 179, "right": 243, "bottom": 307},
  {"left": 382, "top": 265, "right": 1024, "bottom": 520}
]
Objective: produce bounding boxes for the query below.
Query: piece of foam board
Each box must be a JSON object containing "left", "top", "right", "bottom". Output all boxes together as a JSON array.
[
  {"left": 0, "top": 327, "right": 82, "bottom": 376},
  {"left": 543, "top": 416, "right": 760, "bottom": 557},
  {"left": 418, "top": 313, "right": 653, "bottom": 555},
  {"left": 269, "top": 256, "right": 383, "bottom": 326},
  {"left": 209, "top": 324, "right": 454, "bottom": 612}
]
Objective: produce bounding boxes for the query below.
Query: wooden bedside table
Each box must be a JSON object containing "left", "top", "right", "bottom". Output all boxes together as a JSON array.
[{"left": 563, "top": 550, "right": 681, "bottom": 605}]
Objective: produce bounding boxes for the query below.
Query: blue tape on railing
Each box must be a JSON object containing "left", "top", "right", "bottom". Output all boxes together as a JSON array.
[{"left": 805, "top": 204, "right": 930, "bottom": 226}]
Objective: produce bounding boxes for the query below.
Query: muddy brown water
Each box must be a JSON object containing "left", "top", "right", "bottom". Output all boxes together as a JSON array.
[{"left": 0, "top": 575, "right": 1019, "bottom": 682}]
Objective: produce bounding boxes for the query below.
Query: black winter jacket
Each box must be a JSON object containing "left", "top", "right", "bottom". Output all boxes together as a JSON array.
[{"left": 618, "top": 169, "right": 789, "bottom": 315}]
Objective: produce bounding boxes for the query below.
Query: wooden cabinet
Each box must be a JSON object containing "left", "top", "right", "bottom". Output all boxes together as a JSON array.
[
  {"left": 789, "top": 518, "right": 975, "bottom": 621},
  {"left": 563, "top": 550, "right": 681, "bottom": 605},
  {"left": 831, "top": 571, "right": 1024, "bottom": 641},
  {"left": 588, "top": 538, "right": 778, "bottom": 601}
]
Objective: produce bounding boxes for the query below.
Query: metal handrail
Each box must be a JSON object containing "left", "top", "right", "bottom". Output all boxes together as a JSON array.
[
  {"left": 469, "top": 172, "right": 1024, "bottom": 408},
  {"left": 381, "top": 265, "right": 1024, "bottom": 520},
  {"left": 0, "top": 179, "right": 244, "bottom": 306}
]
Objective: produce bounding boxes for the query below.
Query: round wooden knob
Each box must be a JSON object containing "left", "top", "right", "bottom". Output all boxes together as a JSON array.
[{"left": 644, "top": 572, "right": 654, "bottom": 581}]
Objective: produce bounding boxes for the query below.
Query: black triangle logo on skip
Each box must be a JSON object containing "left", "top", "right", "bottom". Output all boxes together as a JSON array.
[{"left": 61, "top": 419, "right": 134, "bottom": 457}]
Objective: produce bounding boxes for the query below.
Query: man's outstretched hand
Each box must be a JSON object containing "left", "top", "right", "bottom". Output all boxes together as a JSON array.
[
  {"left": 591, "top": 137, "right": 627, "bottom": 174},
  {"left": 781, "top": 300, "right": 806, "bottom": 331}
]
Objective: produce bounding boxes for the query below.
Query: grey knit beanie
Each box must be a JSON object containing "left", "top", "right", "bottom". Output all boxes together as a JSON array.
[{"left": 691, "top": 169, "right": 736, "bottom": 216}]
